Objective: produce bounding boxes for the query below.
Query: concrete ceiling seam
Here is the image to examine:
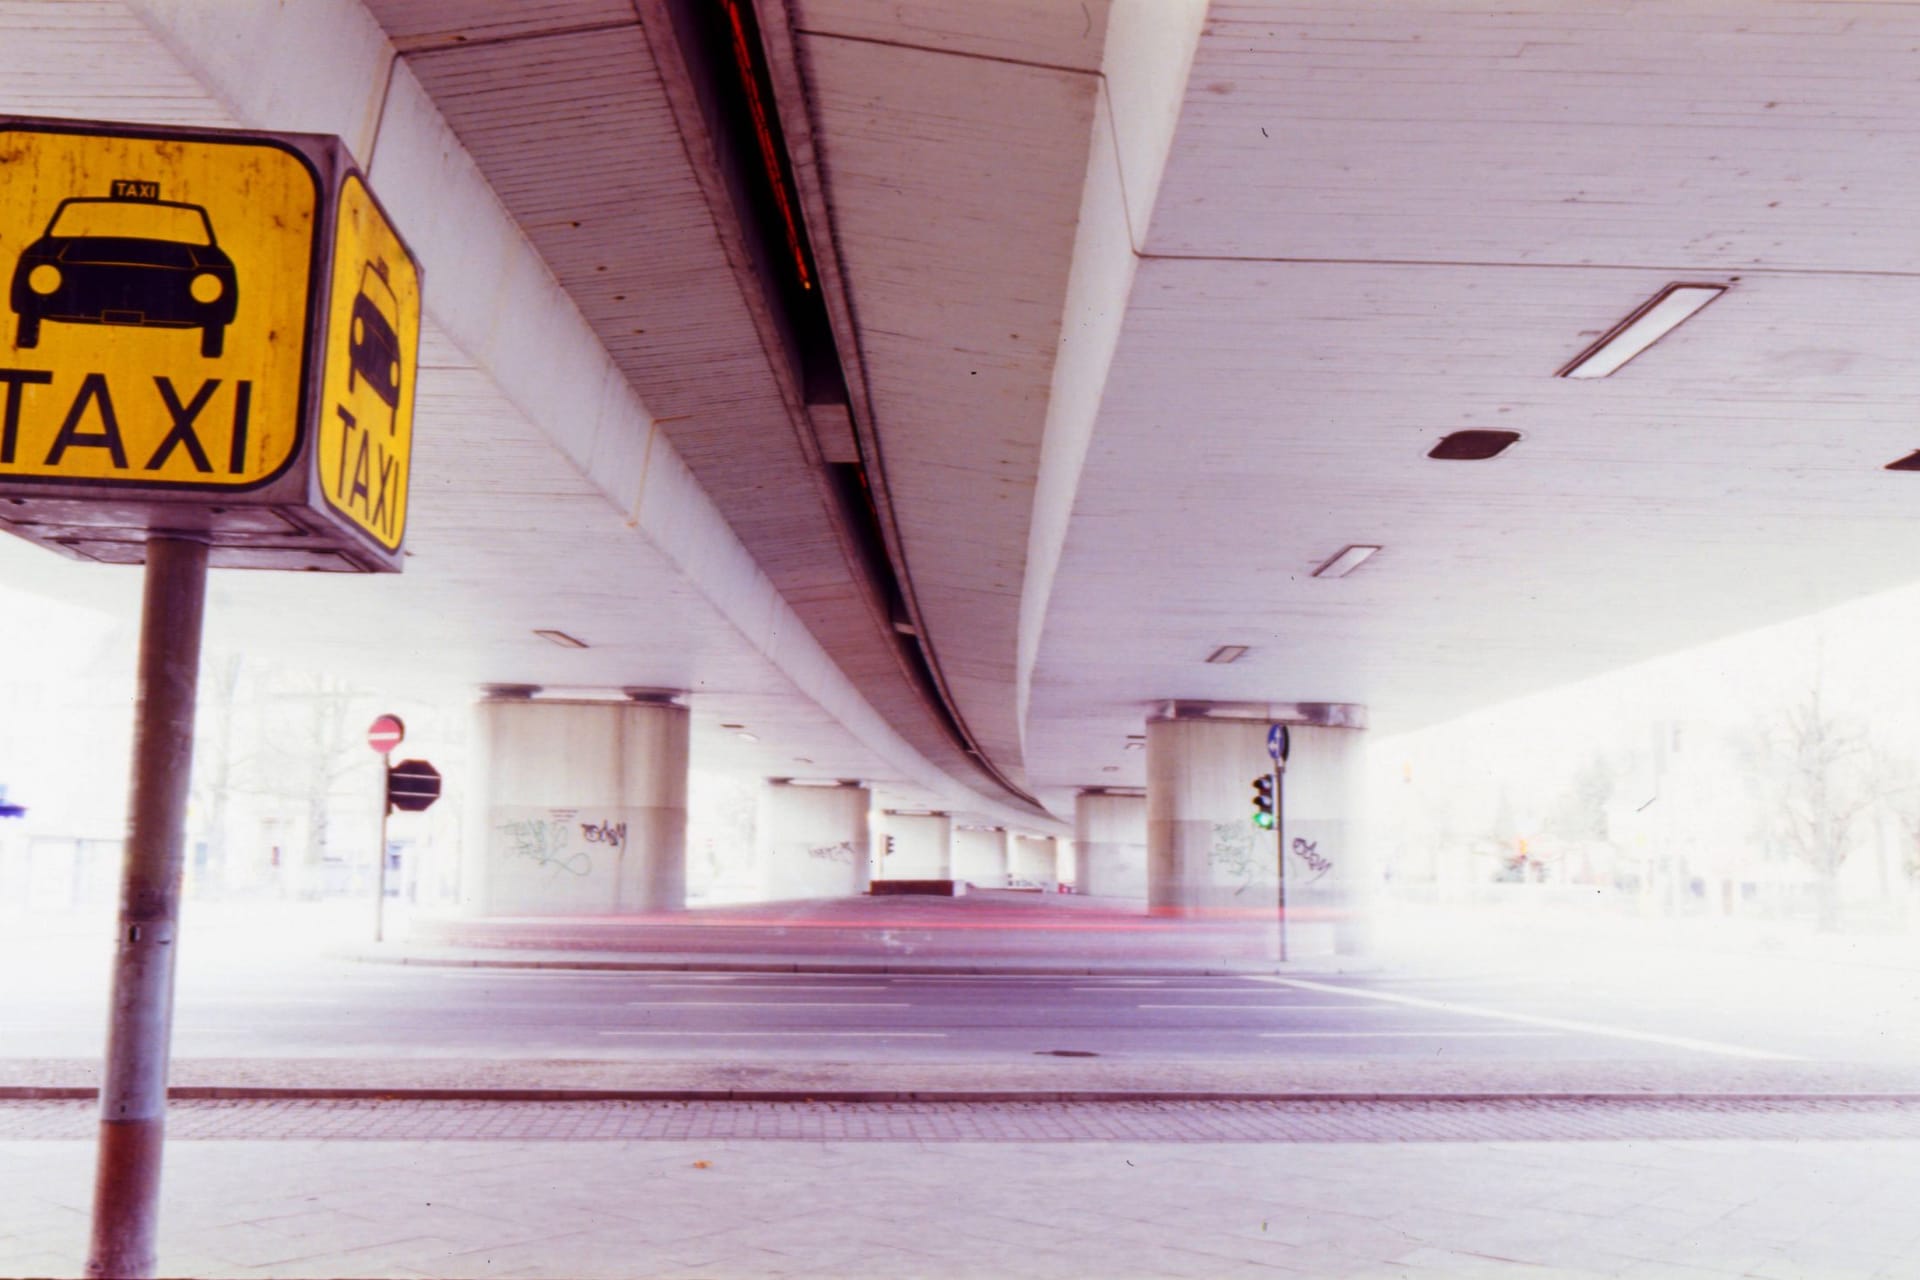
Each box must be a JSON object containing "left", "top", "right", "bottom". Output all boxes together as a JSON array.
[{"left": 94, "top": 0, "right": 1042, "bottom": 828}]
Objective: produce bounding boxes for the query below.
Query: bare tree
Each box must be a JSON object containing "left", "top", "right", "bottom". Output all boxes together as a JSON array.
[
  {"left": 1740, "top": 677, "right": 1887, "bottom": 930},
  {"left": 1547, "top": 753, "right": 1614, "bottom": 846},
  {"left": 186, "top": 652, "right": 245, "bottom": 894},
  {"left": 254, "top": 673, "right": 368, "bottom": 898}
]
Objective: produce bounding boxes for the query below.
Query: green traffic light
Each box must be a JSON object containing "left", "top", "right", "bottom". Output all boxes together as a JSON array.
[{"left": 1252, "top": 811, "right": 1274, "bottom": 829}]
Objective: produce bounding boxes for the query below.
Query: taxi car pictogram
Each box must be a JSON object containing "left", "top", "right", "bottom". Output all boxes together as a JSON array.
[
  {"left": 10, "top": 193, "right": 239, "bottom": 357},
  {"left": 346, "top": 261, "right": 402, "bottom": 411}
]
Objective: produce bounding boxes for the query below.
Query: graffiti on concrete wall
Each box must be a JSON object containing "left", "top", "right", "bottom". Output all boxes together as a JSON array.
[
  {"left": 1208, "top": 821, "right": 1272, "bottom": 893},
  {"left": 807, "top": 841, "right": 854, "bottom": 865},
  {"left": 498, "top": 816, "right": 593, "bottom": 878},
  {"left": 581, "top": 820, "right": 627, "bottom": 851},
  {"left": 1290, "top": 837, "right": 1333, "bottom": 884}
]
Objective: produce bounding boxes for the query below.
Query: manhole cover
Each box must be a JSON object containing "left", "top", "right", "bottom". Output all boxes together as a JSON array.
[{"left": 1035, "top": 1049, "right": 1099, "bottom": 1057}]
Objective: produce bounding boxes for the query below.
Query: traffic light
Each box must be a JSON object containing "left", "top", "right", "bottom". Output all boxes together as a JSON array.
[{"left": 1250, "top": 774, "right": 1275, "bottom": 829}]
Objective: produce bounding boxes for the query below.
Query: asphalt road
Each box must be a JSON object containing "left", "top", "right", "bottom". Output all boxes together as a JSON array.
[
  {"left": 6, "top": 898, "right": 1918, "bottom": 1070},
  {"left": 2, "top": 957, "right": 1906, "bottom": 1067}
]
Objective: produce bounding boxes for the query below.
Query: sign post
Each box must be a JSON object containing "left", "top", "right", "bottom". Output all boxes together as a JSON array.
[
  {"left": 1268, "top": 724, "right": 1291, "bottom": 964},
  {"left": 0, "top": 116, "right": 421, "bottom": 1280},
  {"left": 367, "top": 715, "right": 404, "bottom": 944},
  {"left": 376, "top": 756, "right": 442, "bottom": 943},
  {"left": 88, "top": 533, "right": 205, "bottom": 1280}
]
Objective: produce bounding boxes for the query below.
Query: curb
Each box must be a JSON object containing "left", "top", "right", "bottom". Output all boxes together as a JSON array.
[
  {"left": 9, "top": 1087, "right": 1920, "bottom": 1105},
  {"left": 341, "top": 953, "right": 1323, "bottom": 978}
]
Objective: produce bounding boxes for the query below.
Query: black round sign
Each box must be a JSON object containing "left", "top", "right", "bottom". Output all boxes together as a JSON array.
[{"left": 386, "top": 758, "right": 441, "bottom": 812}]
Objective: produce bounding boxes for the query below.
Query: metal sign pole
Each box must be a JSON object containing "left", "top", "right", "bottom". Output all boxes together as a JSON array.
[
  {"left": 374, "top": 755, "right": 390, "bottom": 943},
  {"left": 86, "top": 534, "right": 209, "bottom": 1280},
  {"left": 1275, "top": 762, "right": 1288, "bottom": 964}
]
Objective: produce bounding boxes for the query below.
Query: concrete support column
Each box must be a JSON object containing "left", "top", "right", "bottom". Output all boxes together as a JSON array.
[
  {"left": 757, "top": 781, "right": 871, "bottom": 900},
  {"left": 878, "top": 812, "right": 952, "bottom": 879},
  {"left": 1146, "top": 704, "right": 1370, "bottom": 956},
  {"left": 953, "top": 825, "right": 1009, "bottom": 887},
  {"left": 1009, "top": 834, "right": 1058, "bottom": 889},
  {"left": 1074, "top": 790, "right": 1147, "bottom": 900},
  {"left": 463, "top": 692, "right": 687, "bottom": 916}
]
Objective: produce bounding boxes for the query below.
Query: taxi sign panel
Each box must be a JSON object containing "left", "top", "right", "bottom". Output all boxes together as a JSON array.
[
  {"left": 316, "top": 174, "right": 419, "bottom": 552},
  {"left": 0, "top": 117, "right": 421, "bottom": 574},
  {"left": 0, "top": 124, "right": 318, "bottom": 489}
]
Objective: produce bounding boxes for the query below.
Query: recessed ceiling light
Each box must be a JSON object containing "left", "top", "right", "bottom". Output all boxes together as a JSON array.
[
  {"left": 1206, "top": 645, "right": 1249, "bottom": 664},
  {"left": 1124, "top": 741, "right": 1144, "bottom": 752},
  {"left": 1429, "top": 430, "right": 1521, "bottom": 461},
  {"left": 735, "top": 731, "right": 759, "bottom": 742},
  {"left": 1558, "top": 283, "right": 1726, "bottom": 379},
  {"left": 1885, "top": 451, "right": 1920, "bottom": 472},
  {"left": 1313, "top": 545, "right": 1380, "bottom": 579},
  {"left": 533, "top": 629, "right": 588, "bottom": 649},
  {"left": 720, "top": 723, "right": 746, "bottom": 729}
]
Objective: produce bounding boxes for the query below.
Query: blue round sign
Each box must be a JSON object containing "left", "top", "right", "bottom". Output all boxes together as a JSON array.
[{"left": 1267, "top": 723, "right": 1290, "bottom": 764}]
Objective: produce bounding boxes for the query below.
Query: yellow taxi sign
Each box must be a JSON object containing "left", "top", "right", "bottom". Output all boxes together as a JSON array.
[
  {"left": 0, "top": 125, "right": 316, "bottom": 488},
  {"left": 0, "top": 118, "right": 421, "bottom": 573},
  {"left": 316, "top": 174, "right": 419, "bottom": 552}
]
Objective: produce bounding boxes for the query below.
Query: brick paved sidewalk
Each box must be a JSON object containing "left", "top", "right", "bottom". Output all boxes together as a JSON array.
[
  {"left": 5, "top": 1131, "right": 1918, "bottom": 1279},
  {"left": 9, "top": 1096, "right": 1920, "bottom": 1144},
  {"left": 14, "top": 1054, "right": 1920, "bottom": 1100},
  {"left": 8, "top": 1099, "right": 1920, "bottom": 1278}
]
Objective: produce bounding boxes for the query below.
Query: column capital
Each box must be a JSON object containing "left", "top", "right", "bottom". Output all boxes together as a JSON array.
[
  {"left": 479, "top": 683, "right": 542, "bottom": 701},
  {"left": 1148, "top": 700, "right": 1367, "bottom": 729},
  {"left": 622, "top": 687, "right": 687, "bottom": 706}
]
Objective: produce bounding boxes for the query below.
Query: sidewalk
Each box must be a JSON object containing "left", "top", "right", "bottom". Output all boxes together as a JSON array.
[
  {"left": 4, "top": 1103, "right": 1917, "bottom": 1278},
  {"left": 12, "top": 1053, "right": 1920, "bottom": 1101}
]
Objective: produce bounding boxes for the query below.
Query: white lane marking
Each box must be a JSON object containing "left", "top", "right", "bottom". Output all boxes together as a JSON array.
[
  {"left": 1257, "top": 1030, "right": 1560, "bottom": 1039},
  {"left": 1137, "top": 1003, "right": 1396, "bottom": 1011},
  {"left": 433, "top": 970, "right": 650, "bottom": 979},
  {"left": 889, "top": 975, "right": 1136, "bottom": 982},
  {"left": 658, "top": 974, "right": 891, "bottom": 981},
  {"left": 600, "top": 1030, "right": 946, "bottom": 1038},
  {"left": 1067, "top": 990, "right": 1244, "bottom": 997},
  {"left": 641, "top": 990, "right": 887, "bottom": 997},
  {"left": 624, "top": 1001, "right": 910, "bottom": 1008},
  {"left": 1260, "top": 977, "right": 1799, "bottom": 1061}
]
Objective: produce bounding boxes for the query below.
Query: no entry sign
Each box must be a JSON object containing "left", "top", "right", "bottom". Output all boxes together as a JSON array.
[{"left": 366, "top": 713, "right": 404, "bottom": 755}]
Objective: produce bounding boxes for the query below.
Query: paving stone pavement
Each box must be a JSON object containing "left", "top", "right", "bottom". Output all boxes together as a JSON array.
[
  {"left": 5, "top": 1104, "right": 1920, "bottom": 1278},
  {"left": 7, "top": 1096, "right": 1920, "bottom": 1144}
]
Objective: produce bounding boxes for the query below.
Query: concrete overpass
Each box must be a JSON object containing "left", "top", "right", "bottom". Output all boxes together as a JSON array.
[{"left": 4, "top": 1, "right": 1918, "bottom": 947}]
